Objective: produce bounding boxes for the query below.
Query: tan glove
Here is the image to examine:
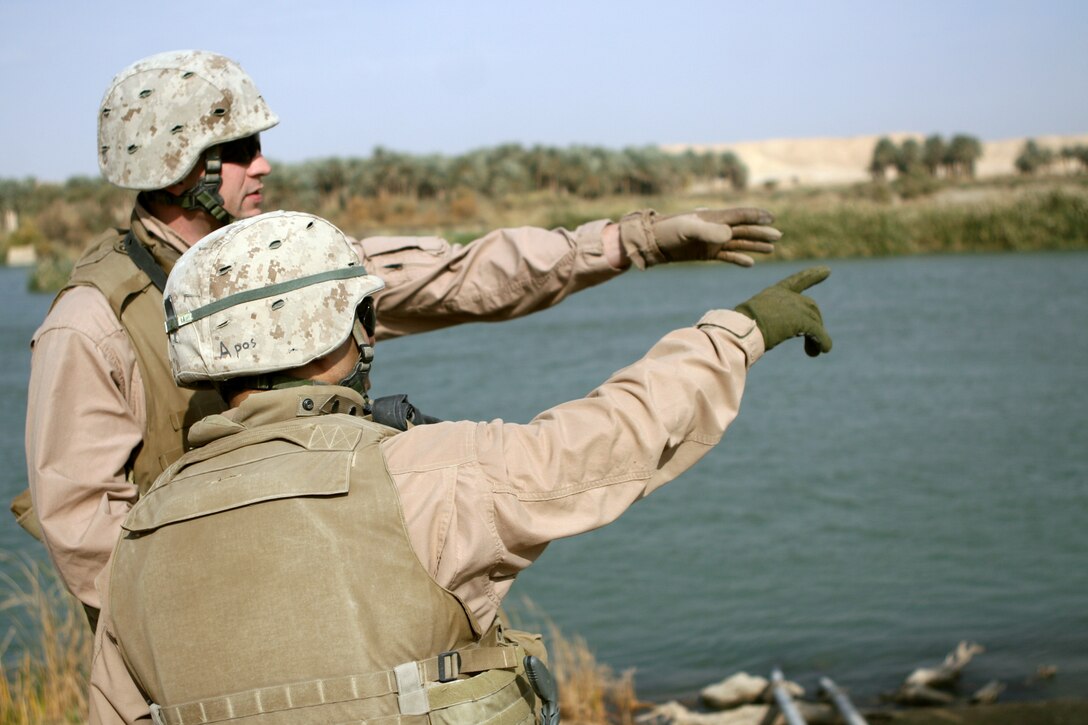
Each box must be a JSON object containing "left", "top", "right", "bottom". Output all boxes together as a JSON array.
[{"left": 618, "top": 208, "right": 781, "bottom": 269}]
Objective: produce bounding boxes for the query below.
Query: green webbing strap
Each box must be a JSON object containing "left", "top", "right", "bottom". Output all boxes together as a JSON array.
[
  {"left": 153, "top": 671, "right": 401, "bottom": 724},
  {"left": 123, "top": 231, "right": 169, "bottom": 293},
  {"left": 165, "top": 266, "right": 370, "bottom": 334},
  {"left": 141, "top": 148, "right": 233, "bottom": 225},
  {"left": 151, "top": 644, "right": 524, "bottom": 724}
]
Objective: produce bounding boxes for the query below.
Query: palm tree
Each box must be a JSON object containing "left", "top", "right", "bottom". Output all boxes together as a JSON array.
[
  {"left": 869, "top": 137, "right": 898, "bottom": 180},
  {"left": 896, "top": 139, "right": 924, "bottom": 175},
  {"left": 945, "top": 134, "right": 983, "bottom": 178},
  {"left": 1015, "top": 140, "right": 1054, "bottom": 175},
  {"left": 923, "top": 135, "right": 946, "bottom": 177}
]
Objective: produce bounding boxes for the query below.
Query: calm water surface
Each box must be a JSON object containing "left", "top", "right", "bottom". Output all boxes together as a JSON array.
[{"left": 2, "top": 252, "right": 1086, "bottom": 705}]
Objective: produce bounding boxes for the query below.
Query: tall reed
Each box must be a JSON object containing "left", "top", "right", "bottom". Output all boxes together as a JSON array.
[
  {"left": 547, "top": 624, "right": 643, "bottom": 725},
  {"left": 0, "top": 555, "right": 90, "bottom": 725},
  {"left": 511, "top": 597, "right": 645, "bottom": 724}
]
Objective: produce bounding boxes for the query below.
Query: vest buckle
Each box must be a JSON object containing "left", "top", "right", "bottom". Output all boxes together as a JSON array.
[{"left": 437, "top": 650, "right": 461, "bottom": 682}]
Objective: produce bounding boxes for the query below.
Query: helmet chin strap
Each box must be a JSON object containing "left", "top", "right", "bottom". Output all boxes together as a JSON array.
[
  {"left": 145, "top": 146, "right": 234, "bottom": 224},
  {"left": 336, "top": 319, "right": 376, "bottom": 407}
]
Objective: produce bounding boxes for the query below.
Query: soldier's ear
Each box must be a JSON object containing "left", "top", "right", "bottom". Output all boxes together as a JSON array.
[{"left": 163, "top": 157, "right": 208, "bottom": 196}]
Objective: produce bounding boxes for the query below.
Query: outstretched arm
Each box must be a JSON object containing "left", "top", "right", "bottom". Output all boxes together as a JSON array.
[
  {"left": 357, "top": 220, "right": 620, "bottom": 340},
  {"left": 358, "top": 208, "right": 780, "bottom": 340},
  {"left": 385, "top": 268, "right": 831, "bottom": 628}
]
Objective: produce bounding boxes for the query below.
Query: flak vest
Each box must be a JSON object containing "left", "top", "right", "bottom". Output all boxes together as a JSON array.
[
  {"left": 110, "top": 413, "right": 539, "bottom": 724},
  {"left": 11, "top": 223, "right": 227, "bottom": 540},
  {"left": 68, "top": 223, "right": 228, "bottom": 492}
]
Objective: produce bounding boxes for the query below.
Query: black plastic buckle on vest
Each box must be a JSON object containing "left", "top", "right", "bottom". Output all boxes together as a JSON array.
[{"left": 437, "top": 651, "right": 461, "bottom": 683}]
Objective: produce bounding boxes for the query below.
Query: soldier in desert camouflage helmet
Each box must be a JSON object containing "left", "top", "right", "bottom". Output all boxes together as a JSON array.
[
  {"left": 98, "top": 50, "right": 279, "bottom": 223},
  {"left": 164, "top": 212, "right": 385, "bottom": 403}
]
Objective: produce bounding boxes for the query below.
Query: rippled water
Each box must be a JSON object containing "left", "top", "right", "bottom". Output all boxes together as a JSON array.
[{"left": 3, "top": 252, "right": 1086, "bottom": 705}]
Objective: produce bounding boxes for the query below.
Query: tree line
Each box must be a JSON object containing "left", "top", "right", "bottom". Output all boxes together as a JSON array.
[
  {"left": 265, "top": 144, "right": 748, "bottom": 212},
  {"left": 0, "top": 144, "right": 748, "bottom": 216},
  {"left": 1, "top": 143, "right": 748, "bottom": 252},
  {"left": 1015, "top": 140, "right": 1088, "bottom": 175},
  {"left": 869, "top": 134, "right": 984, "bottom": 181}
]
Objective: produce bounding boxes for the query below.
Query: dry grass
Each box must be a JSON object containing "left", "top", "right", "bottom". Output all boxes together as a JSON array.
[
  {"left": 329, "top": 176, "right": 1088, "bottom": 260},
  {"left": 0, "top": 555, "right": 90, "bottom": 725},
  {"left": 511, "top": 598, "right": 648, "bottom": 724},
  {"left": 547, "top": 625, "right": 644, "bottom": 725}
]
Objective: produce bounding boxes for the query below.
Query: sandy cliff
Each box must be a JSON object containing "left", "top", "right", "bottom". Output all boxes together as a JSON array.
[{"left": 663, "top": 133, "right": 1088, "bottom": 187}]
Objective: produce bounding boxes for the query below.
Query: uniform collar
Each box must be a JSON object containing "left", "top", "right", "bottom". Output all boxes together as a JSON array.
[
  {"left": 188, "top": 385, "right": 368, "bottom": 447},
  {"left": 133, "top": 200, "right": 192, "bottom": 256}
]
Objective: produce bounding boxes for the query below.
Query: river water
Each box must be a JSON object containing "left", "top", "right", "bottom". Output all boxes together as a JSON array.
[{"left": 2, "top": 252, "right": 1086, "bottom": 705}]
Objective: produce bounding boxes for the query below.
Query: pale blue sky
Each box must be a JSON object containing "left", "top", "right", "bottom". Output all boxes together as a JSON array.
[{"left": 2, "top": 0, "right": 1086, "bottom": 181}]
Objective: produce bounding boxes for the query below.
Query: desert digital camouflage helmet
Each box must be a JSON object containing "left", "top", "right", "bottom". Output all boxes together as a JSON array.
[
  {"left": 98, "top": 50, "right": 279, "bottom": 222},
  {"left": 164, "top": 211, "right": 385, "bottom": 386}
]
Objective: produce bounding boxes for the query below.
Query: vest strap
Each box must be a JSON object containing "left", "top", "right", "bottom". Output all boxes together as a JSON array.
[
  {"left": 418, "top": 644, "right": 522, "bottom": 682},
  {"left": 122, "top": 230, "right": 168, "bottom": 293},
  {"left": 151, "top": 644, "right": 523, "bottom": 724}
]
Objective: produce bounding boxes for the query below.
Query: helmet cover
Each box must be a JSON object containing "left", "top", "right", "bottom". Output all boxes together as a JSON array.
[
  {"left": 98, "top": 50, "right": 279, "bottom": 190},
  {"left": 165, "top": 211, "right": 384, "bottom": 385}
]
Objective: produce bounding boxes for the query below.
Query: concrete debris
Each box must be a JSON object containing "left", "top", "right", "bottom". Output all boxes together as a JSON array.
[
  {"left": 904, "top": 641, "right": 984, "bottom": 689},
  {"left": 971, "top": 680, "right": 1006, "bottom": 704},
  {"left": 894, "top": 683, "right": 957, "bottom": 706},
  {"left": 637, "top": 699, "right": 838, "bottom": 725},
  {"left": 637, "top": 701, "right": 771, "bottom": 725},
  {"left": 700, "top": 671, "right": 803, "bottom": 710}
]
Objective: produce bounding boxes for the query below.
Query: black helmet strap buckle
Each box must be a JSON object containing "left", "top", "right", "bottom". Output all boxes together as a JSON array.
[{"left": 146, "top": 146, "right": 233, "bottom": 225}]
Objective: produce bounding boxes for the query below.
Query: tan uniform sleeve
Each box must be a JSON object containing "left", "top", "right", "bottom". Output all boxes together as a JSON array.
[
  {"left": 88, "top": 560, "right": 153, "bottom": 724},
  {"left": 384, "top": 310, "right": 765, "bottom": 627},
  {"left": 25, "top": 286, "right": 143, "bottom": 610},
  {"left": 356, "top": 220, "right": 621, "bottom": 340}
]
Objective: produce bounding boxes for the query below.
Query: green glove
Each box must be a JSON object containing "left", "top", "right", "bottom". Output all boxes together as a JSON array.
[
  {"left": 735, "top": 266, "right": 833, "bottom": 356},
  {"left": 619, "top": 208, "right": 781, "bottom": 269}
]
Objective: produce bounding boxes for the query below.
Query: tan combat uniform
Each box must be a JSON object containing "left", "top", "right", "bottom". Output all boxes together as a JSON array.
[
  {"left": 25, "top": 202, "right": 620, "bottom": 613},
  {"left": 88, "top": 309, "right": 764, "bottom": 723}
]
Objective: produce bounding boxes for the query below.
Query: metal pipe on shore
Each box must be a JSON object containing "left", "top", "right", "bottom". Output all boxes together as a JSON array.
[
  {"left": 771, "top": 668, "right": 807, "bottom": 725},
  {"left": 819, "top": 676, "right": 869, "bottom": 725}
]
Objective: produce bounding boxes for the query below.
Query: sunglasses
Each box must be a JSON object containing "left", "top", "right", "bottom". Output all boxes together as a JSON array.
[
  {"left": 359, "top": 297, "right": 376, "bottom": 338},
  {"left": 218, "top": 134, "right": 262, "bottom": 165}
]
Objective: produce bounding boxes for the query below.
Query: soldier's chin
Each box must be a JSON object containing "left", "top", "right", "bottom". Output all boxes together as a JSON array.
[{"left": 236, "top": 201, "right": 264, "bottom": 218}]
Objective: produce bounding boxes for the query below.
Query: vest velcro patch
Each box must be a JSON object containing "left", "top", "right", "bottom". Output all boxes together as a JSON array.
[
  {"left": 123, "top": 448, "right": 353, "bottom": 533},
  {"left": 309, "top": 424, "right": 361, "bottom": 451}
]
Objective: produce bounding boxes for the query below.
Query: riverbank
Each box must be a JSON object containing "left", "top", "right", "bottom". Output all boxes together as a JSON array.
[
  {"left": 6, "top": 174, "right": 1088, "bottom": 293},
  {"left": 379, "top": 175, "right": 1088, "bottom": 261},
  {"left": 879, "top": 699, "right": 1088, "bottom": 724},
  {"left": 638, "top": 700, "right": 1088, "bottom": 725},
  {"left": 632, "top": 649, "right": 1084, "bottom": 725}
]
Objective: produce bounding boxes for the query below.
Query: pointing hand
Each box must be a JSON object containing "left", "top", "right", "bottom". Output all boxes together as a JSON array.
[{"left": 735, "top": 266, "right": 832, "bottom": 356}]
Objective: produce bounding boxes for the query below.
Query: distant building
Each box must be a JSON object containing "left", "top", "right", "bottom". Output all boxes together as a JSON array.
[{"left": 7, "top": 245, "right": 37, "bottom": 267}]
